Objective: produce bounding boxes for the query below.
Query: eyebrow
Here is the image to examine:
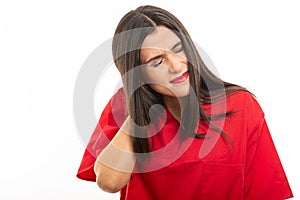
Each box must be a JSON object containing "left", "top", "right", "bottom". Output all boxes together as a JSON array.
[{"left": 144, "top": 41, "right": 182, "bottom": 64}]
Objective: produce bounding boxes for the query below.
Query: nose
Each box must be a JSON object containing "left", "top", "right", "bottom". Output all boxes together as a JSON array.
[{"left": 164, "top": 51, "right": 184, "bottom": 73}]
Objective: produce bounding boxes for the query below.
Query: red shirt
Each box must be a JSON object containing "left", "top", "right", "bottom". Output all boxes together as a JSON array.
[{"left": 77, "top": 88, "right": 293, "bottom": 199}]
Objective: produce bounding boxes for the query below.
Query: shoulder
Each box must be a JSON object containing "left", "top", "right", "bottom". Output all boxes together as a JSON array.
[
  {"left": 110, "top": 87, "right": 126, "bottom": 103},
  {"left": 225, "top": 90, "right": 266, "bottom": 136},
  {"left": 204, "top": 90, "right": 264, "bottom": 118},
  {"left": 226, "top": 90, "right": 264, "bottom": 118},
  {"left": 99, "top": 87, "right": 127, "bottom": 128}
]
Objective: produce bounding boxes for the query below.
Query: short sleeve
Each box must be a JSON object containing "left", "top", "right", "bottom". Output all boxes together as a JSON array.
[
  {"left": 76, "top": 88, "right": 127, "bottom": 182},
  {"left": 244, "top": 117, "right": 293, "bottom": 199}
]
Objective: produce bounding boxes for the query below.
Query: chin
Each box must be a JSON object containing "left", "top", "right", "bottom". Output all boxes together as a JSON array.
[
  {"left": 172, "top": 85, "right": 190, "bottom": 97},
  {"left": 166, "top": 87, "right": 190, "bottom": 98},
  {"left": 174, "top": 91, "right": 190, "bottom": 98},
  {"left": 149, "top": 83, "right": 190, "bottom": 98}
]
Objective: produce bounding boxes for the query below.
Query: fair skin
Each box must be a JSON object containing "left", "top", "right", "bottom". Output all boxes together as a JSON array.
[
  {"left": 94, "top": 126, "right": 135, "bottom": 193},
  {"left": 94, "top": 25, "right": 191, "bottom": 193},
  {"left": 141, "top": 26, "right": 190, "bottom": 121}
]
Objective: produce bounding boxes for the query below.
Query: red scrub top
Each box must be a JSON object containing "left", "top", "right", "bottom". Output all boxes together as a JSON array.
[{"left": 77, "top": 88, "right": 293, "bottom": 199}]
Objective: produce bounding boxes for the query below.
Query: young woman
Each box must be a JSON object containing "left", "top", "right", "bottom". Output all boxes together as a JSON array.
[{"left": 77, "top": 5, "right": 293, "bottom": 199}]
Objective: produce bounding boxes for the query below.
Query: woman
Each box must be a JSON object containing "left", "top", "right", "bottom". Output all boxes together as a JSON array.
[{"left": 77, "top": 5, "right": 293, "bottom": 199}]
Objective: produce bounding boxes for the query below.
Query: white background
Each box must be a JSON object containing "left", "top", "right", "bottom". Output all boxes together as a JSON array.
[{"left": 0, "top": 0, "right": 299, "bottom": 199}]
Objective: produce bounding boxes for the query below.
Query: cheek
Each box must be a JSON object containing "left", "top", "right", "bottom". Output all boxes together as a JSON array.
[
  {"left": 143, "top": 70, "right": 173, "bottom": 95},
  {"left": 143, "top": 70, "right": 166, "bottom": 85}
]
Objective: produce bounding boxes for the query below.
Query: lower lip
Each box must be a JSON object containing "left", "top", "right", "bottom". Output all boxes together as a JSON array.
[{"left": 170, "top": 71, "right": 189, "bottom": 84}]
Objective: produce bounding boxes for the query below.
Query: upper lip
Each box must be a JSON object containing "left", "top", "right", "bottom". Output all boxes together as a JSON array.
[{"left": 169, "top": 71, "right": 188, "bottom": 83}]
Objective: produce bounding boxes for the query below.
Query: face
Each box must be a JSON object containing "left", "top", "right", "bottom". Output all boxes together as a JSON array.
[{"left": 140, "top": 26, "right": 190, "bottom": 98}]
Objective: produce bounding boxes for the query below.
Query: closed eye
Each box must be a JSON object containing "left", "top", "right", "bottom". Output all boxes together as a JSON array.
[
  {"left": 144, "top": 41, "right": 183, "bottom": 67},
  {"left": 151, "top": 58, "right": 164, "bottom": 67},
  {"left": 171, "top": 42, "right": 183, "bottom": 53},
  {"left": 173, "top": 46, "right": 183, "bottom": 53}
]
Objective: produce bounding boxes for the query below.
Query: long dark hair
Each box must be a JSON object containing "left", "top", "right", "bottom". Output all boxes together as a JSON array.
[{"left": 112, "top": 5, "right": 247, "bottom": 155}]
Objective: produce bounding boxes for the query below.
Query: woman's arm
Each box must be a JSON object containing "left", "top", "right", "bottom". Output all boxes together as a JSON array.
[{"left": 94, "top": 117, "right": 136, "bottom": 193}]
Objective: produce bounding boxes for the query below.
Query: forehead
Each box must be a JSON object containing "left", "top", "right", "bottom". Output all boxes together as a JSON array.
[{"left": 141, "top": 26, "right": 181, "bottom": 50}]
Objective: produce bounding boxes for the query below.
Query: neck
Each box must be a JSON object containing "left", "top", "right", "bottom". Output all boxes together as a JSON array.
[{"left": 163, "top": 95, "right": 188, "bottom": 122}]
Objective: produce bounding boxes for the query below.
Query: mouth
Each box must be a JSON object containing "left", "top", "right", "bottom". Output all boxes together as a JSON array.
[{"left": 169, "top": 71, "right": 189, "bottom": 84}]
